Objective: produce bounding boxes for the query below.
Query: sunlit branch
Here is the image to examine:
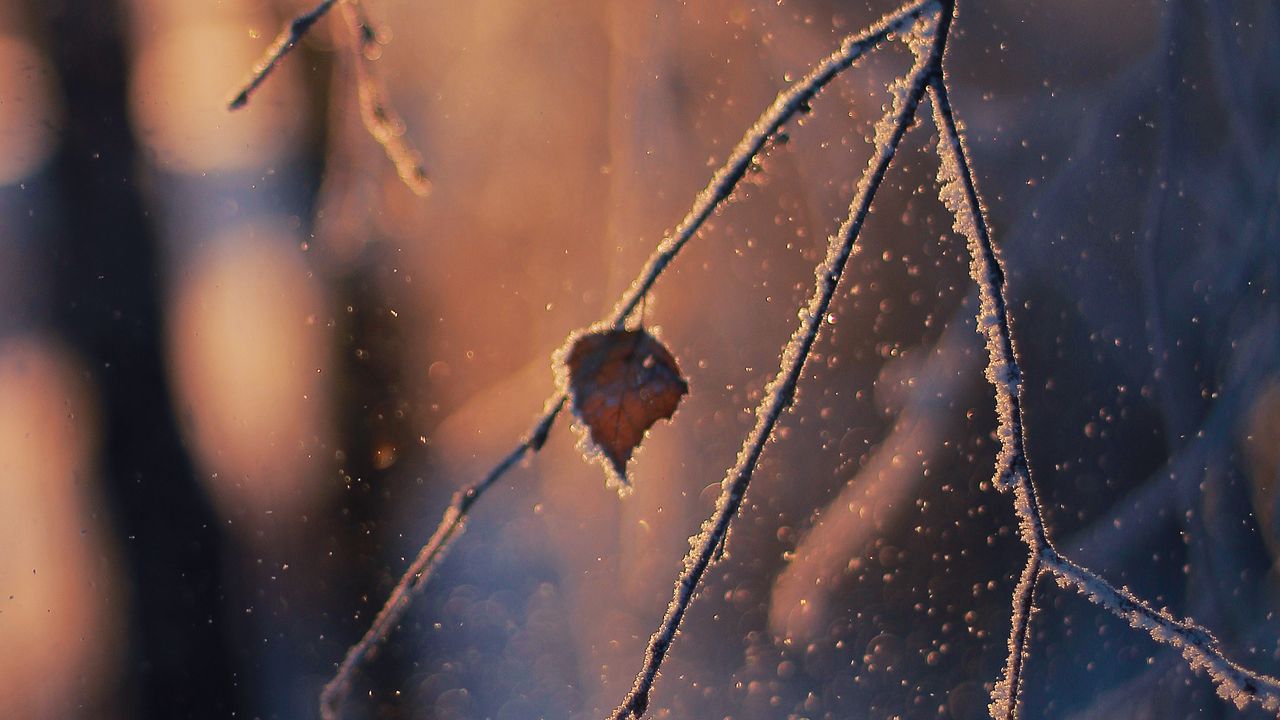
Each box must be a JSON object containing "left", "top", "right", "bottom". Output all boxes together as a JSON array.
[
  {"left": 608, "top": 7, "right": 944, "bottom": 718},
  {"left": 319, "top": 400, "right": 562, "bottom": 720},
  {"left": 227, "top": 0, "right": 338, "bottom": 110},
  {"left": 1040, "top": 547, "right": 1280, "bottom": 714},
  {"left": 338, "top": 0, "right": 431, "bottom": 196},
  {"left": 999, "top": 544, "right": 1040, "bottom": 719},
  {"left": 605, "top": 0, "right": 937, "bottom": 328},
  {"left": 928, "top": 53, "right": 1280, "bottom": 718},
  {"left": 316, "top": 2, "right": 935, "bottom": 716},
  {"left": 229, "top": 0, "right": 430, "bottom": 196}
]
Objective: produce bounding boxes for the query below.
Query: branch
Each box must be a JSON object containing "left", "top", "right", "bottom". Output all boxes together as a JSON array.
[
  {"left": 998, "top": 546, "right": 1041, "bottom": 719},
  {"left": 307, "top": 0, "right": 1280, "bottom": 717},
  {"left": 603, "top": 0, "right": 938, "bottom": 328},
  {"left": 318, "top": 400, "right": 562, "bottom": 720},
  {"left": 1042, "top": 548, "right": 1280, "bottom": 713},
  {"left": 609, "top": 6, "right": 944, "bottom": 718},
  {"left": 928, "top": 46, "right": 1280, "bottom": 719},
  {"left": 228, "top": 0, "right": 430, "bottom": 196},
  {"left": 227, "top": 0, "right": 338, "bottom": 110},
  {"left": 337, "top": 0, "right": 431, "bottom": 196},
  {"left": 316, "top": 3, "right": 935, "bottom": 716}
]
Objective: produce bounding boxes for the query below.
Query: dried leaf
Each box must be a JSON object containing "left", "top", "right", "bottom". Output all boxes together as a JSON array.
[{"left": 560, "top": 328, "right": 688, "bottom": 489}]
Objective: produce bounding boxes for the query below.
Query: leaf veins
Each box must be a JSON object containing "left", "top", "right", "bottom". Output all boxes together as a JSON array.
[{"left": 561, "top": 328, "right": 688, "bottom": 488}]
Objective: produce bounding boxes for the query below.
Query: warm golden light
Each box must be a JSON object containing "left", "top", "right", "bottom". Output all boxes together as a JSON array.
[
  {"left": 0, "top": 36, "right": 61, "bottom": 184},
  {"left": 168, "top": 223, "right": 332, "bottom": 539},
  {"left": 128, "top": 22, "right": 303, "bottom": 173},
  {"left": 0, "top": 337, "right": 121, "bottom": 719}
]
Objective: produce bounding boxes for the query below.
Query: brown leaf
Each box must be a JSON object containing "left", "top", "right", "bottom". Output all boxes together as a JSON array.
[{"left": 560, "top": 328, "right": 688, "bottom": 488}]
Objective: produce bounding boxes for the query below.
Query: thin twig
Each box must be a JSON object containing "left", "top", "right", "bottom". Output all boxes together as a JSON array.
[
  {"left": 998, "top": 551, "right": 1040, "bottom": 719},
  {"left": 928, "top": 39, "right": 1280, "bottom": 717},
  {"left": 1039, "top": 547, "right": 1280, "bottom": 713},
  {"left": 227, "top": 0, "right": 339, "bottom": 110},
  {"left": 924, "top": 25, "right": 1045, "bottom": 719},
  {"left": 337, "top": 0, "right": 432, "bottom": 196},
  {"left": 229, "top": 0, "right": 430, "bottom": 196},
  {"left": 924, "top": 6, "right": 1048, "bottom": 708},
  {"left": 603, "top": 0, "right": 937, "bottom": 328},
  {"left": 318, "top": 401, "right": 562, "bottom": 720},
  {"left": 316, "top": 3, "right": 933, "bottom": 715},
  {"left": 608, "top": 7, "right": 944, "bottom": 718}
]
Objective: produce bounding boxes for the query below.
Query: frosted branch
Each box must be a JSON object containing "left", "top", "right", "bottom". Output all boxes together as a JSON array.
[
  {"left": 608, "top": 7, "right": 944, "bottom": 718},
  {"left": 604, "top": 0, "right": 938, "bottom": 327},
  {"left": 318, "top": 400, "right": 562, "bottom": 720},
  {"left": 228, "top": 0, "right": 430, "bottom": 196},
  {"left": 311, "top": 2, "right": 1280, "bottom": 718},
  {"left": 928, "top": 49, "right": 1280, "bottom": 719},
  {"left": 925, "top": 46, "right": 1045, "bottom": 715},
  {"left": 227, "top": 0, "right": 338, "bottom": 110},
  {"left": 337, "top": 0, "right": 431, "bottom": 196},
  {"left": 997, "top": 538, "right": 1041, "bottom": 719},
  {"left": 316, "top": 3, "right": 938, "bottom": 715}
]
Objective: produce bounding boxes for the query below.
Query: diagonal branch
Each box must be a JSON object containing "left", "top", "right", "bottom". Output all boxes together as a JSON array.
[
  {"left": 337, "top": 0, "right": 431, "bottom": 196},
  {"left": 998, "top": 547, "right": 1041, "bottom": 719},
  {"left": 928, "top": 39, "right": 1280, "bottom": 718},
  {"left": 603, "top": 0, "right": 937, "bottom": 328},
  {"left": 608, "top": 7, "right": 945, "bottom": 718},
  {"left": 227, "top": 0, "right": 338, "bottom": 110},
  {"left": 228, "top": 0, "right": 430, "bottom": 196},
  {"left": 924, "top": 17, "right": 1046, "bottom": 712},
  {"left": 318, "top": 401, "right": 561, "bottom": 720},
  {"left": 316, "top": 2, "right": 934, "bottom": 717},
  {"left": 1040, "top": 547, "right": 1280, "bottom": 714}
]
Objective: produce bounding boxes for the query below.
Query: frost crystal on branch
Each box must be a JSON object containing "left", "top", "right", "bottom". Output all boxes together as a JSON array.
[
  {"left": 610, "top": 5, "right": 944, "bottom": 718},
  {"left": 926, "top": 8, "right": 1280, "bottom": 716}
]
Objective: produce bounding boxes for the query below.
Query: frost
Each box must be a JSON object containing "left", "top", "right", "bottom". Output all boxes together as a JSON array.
[
  {"left": 934, "top": 117, "right": 1021, "bottom": 493},
  {"left": 611, "top": 5, "right": 944, "bottom": 718},
  {"left": 1042, "top": 550, "right": 1280, "bottom": 715},
  {"left": 928, "top": 27, "right": 1280, "bottom": 720}
]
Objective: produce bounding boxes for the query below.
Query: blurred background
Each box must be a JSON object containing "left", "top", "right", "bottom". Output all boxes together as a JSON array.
[{"left": 1, "top": 0, "right": 1277, "bottom": 718}]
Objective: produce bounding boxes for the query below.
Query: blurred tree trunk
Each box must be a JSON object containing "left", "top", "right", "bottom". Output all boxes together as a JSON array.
[{"left": 37, "top": 1, "right": 245, "bottom": 716}]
